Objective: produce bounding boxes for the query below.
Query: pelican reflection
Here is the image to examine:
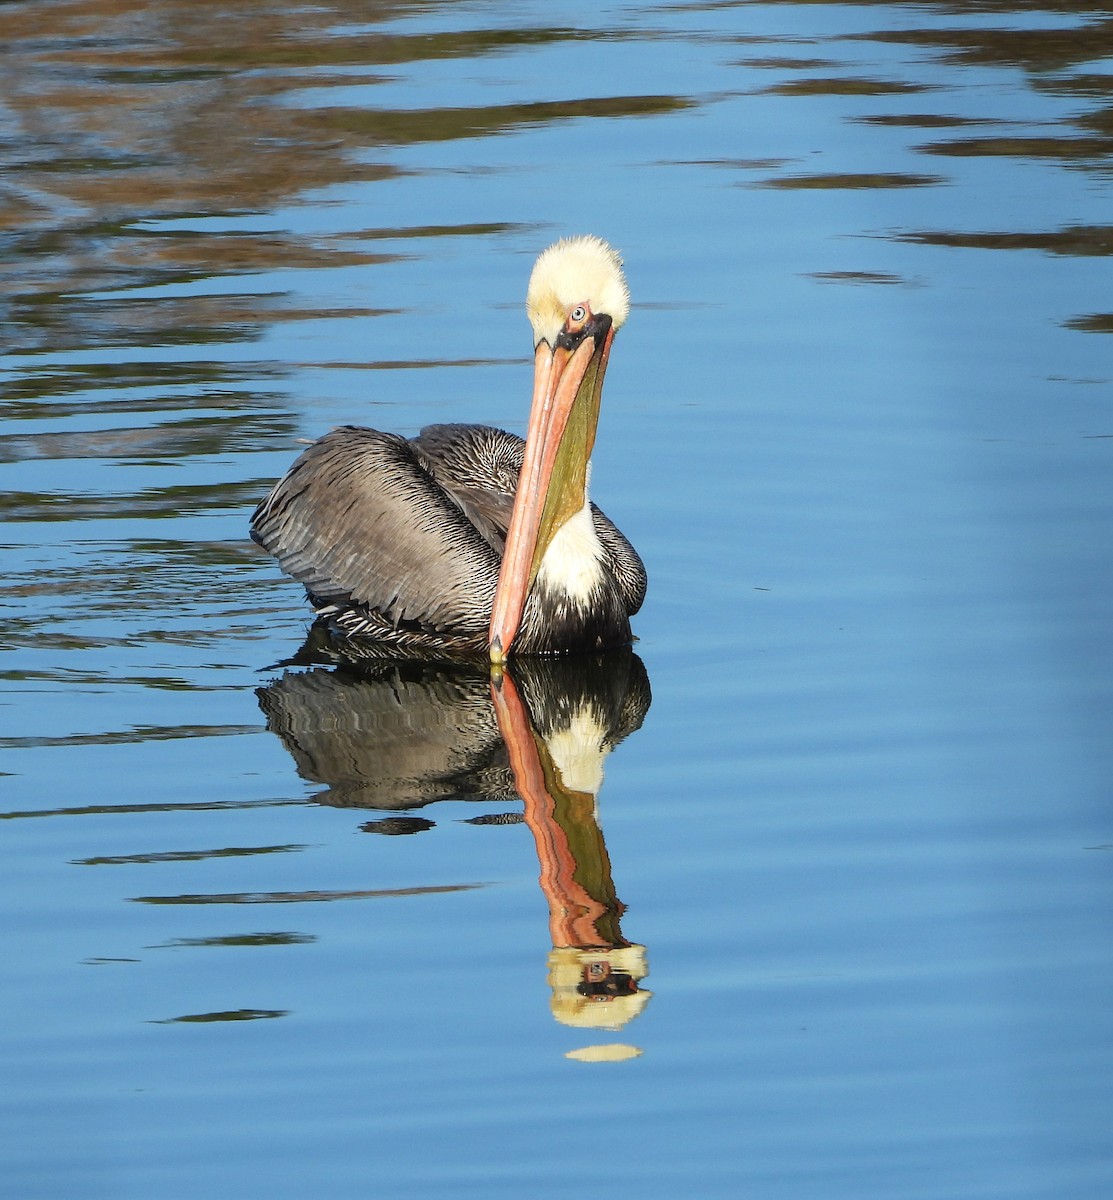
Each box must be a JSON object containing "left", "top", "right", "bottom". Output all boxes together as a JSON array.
[{"left": 257, "top": 644, "right": 652, "bottom": 1032}]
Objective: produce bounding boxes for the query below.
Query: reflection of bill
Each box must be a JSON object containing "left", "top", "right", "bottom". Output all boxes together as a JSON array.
[
  {"left": 258, "top": 643, "right": 652, "bottom": 1040},
  {"left": 491, "top": 666, "right": 651, "bottom": 1032}
]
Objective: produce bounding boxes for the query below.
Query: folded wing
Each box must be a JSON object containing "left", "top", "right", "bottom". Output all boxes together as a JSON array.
[{"left": 251, "top": 426, "right": 502, "bottom": 638}]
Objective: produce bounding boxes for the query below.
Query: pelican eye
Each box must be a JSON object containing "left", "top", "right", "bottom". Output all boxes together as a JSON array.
[
  {"left": 556, "top": 303, "right": 592, "bottom": 348},
  {"left": 555, "top": 304, "right": 610, "bottom": 352}
]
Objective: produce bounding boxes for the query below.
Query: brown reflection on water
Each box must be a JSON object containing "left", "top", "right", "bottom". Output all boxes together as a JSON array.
[
  {"left": 862, "top": 7, "right": 1113, "bottom": 169},
  {"left": 74, "top": 844, "right": 308, "bottom": 866},
  {"left": 808, "top": 269, "right": 916, "bottom": 286},
  {"left": 154, "top": 1008, "right": 286, "bottom": 1024},
  {"left": 757, "top": 171, "right": 943, "bottom": 189},
  {"left": 864, "top": 10, "right": 1113, "bottom": 74},
  {"left": 756, "top": 76, "right": 932, "bottom": 97},
  {"left": 1065, "top": 313, "right": 1113, "bottom": 334},
  {"left": 149, "top": 933, "right": 314, "bottom": 948},
  {"left": 3, "top": 360, "right": 283, "bottom": 413},
  {"left": 315, "top": 93, "right": 689, "bottom": 147},
  {"left": 724, "top": 0, "right": 1113, "bottom": 352},
  {"left": 1, "top": 1, "right": 412, "bottom": 231},
  {"left": 132, "top": 883, "right": 485, "bottom": 905},
  {"left": 860, "top": 114, "right": 1003, "bottom": 129},
  {"left": 2, "top": 535, "right": 278, "bottom": 664},
  {"left": 0, "top": 723, "right": 262, "bottom": 751},
  {"left": 917, "top": 132, "right": 1113, "bottom": 162},
  {"left": 0, "top": 0, "right": 686, "bottom": 355},
  {"left": 1, "top": 479, "right": 268, "bottom": 523},
  {"left": 738, "top": 2, "right": 1113, "bottom": 195},
  {"left": 898, "top": 225, "right": 1113, "bottom": 255},
  {"left": 0, "top": 797, "right": 302, "bottom": 821},
  {"left": 0, "top": 413, "right": 295, "bottom": 464}
]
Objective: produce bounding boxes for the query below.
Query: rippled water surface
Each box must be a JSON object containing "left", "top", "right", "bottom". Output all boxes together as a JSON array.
[{"left": 4, "top": 1, "right": 1113, "bottom": 1196}]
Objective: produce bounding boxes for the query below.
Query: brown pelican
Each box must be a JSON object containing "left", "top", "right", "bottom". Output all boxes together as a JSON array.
[{"left": 251, "top": 235, "right": 646, "bottom": 662}]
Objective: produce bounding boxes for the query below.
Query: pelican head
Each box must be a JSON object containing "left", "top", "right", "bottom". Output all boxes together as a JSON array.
[
  {"left": 525, "top": 235, "right": 630, "bottom": 349},
  {"left": 489, "top": 236, "right": 629, "bottom": 662}
]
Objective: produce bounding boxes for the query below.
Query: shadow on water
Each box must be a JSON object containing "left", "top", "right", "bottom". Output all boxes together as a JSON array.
[{"left": 258, "top": 644, "right": 653, "bottom": 1046}]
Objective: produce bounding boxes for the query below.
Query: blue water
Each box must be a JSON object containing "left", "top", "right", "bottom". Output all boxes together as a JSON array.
[{"left": 3, "top": 1, "right": 1113, "bottom": 1196}]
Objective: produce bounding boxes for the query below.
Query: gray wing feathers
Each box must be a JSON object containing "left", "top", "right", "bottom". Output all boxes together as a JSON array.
[
  {"left": 252, "top": 427, "right": 500, "bottom": 634},
  {"left": 252, "top": 421, "right": 645, "bottom": 640},
  {"left": 411, "top": 424, "right": 521, "bottom": 555}
]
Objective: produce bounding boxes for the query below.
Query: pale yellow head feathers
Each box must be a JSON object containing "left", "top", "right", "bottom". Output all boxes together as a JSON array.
[{"left": 526, "top": 235, "right": 630, "bottom": 348}]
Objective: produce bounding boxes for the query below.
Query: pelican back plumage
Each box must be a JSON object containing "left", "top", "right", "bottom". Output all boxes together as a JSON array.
[{"left": 251, "top": 422, "right": 645, "bottom": 657}]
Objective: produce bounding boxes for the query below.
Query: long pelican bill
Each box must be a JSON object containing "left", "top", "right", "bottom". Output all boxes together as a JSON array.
[{"left": 488, "top": 321, "right": 614, "bottom": 663}]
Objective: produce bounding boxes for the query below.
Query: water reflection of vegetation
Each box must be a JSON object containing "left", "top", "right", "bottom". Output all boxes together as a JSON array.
[
  {"left": 75, "top": 844, "right": 309, "bottom": 866},
  {"left": 0, "top": 480, "right": 269, "bottom": 522},
  {"left": 898, "top": 224, "right": 1113, "bottom": 255},
  {"left": 1065, "top": 313, "right": 1113, "bottom": 333},
  {"left": 758, "top": 76, "right": 932, "bottom": 96},
  {"left": 317, "top": 93, "right": 691, "bottom": 146},
  {"left": 0, "top": 798, "right": 302, "bottom": 822},
  {"left": 0, "top": 413, "right": 297, "bottom": 464},
  {"left": 868, "top": 11, "right": 1113, "bottom": 75},
  {"left": 0, "top": 724, "right": 262, "bottom": 751},
  {"left": 759, "top": 171, "right": 943, "bottom": 189},
  {"left": 149, "top": 933, "right": 315, "bottom": 948},
  {"left": 133, "top": 884, "right": 484, "bottom": 905},
  {"left": 3, "top": 361, "right": 282, "bottom": 408},
  {"left": 2, "top": 534, "right": 283, "bottom": 669},
  {"left": 918, "top": 133, "right": 1113, "bottom": 161},
  {"left": 866, "top": 8, "right": 1113, "bottom": 170},
  {"left": 0, "top": 0, "right": 687, "bottom": 354},
  {"left": 153, "top": 1008, "right": 286, "bottom": 1024}
]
